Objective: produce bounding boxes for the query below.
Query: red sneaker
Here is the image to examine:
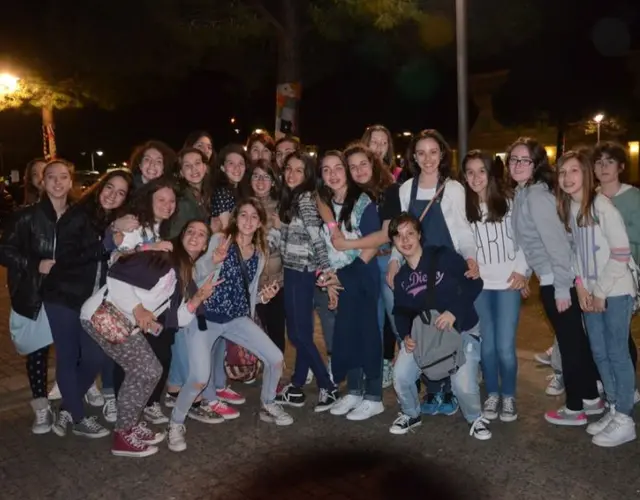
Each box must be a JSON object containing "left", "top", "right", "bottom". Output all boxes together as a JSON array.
[
  {"left": 111, "top": 429, "right": 159, "bottom": 458},
  {"left": 216, "top": 386, "right": 246, "bottom": 405},
  {"left": 131, "top": 421, "right": 165, "bottom": 445},
  {"left": 209, "top": 401, "right": 240, "bottom": 420}
]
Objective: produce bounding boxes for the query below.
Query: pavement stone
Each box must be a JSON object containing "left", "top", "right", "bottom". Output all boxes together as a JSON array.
[{"left": 1, "top": 270, "right": 640, "bottom": 499}]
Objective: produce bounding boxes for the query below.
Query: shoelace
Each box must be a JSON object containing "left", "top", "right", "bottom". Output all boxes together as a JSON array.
[
  {"left": 147, "top": 403, "right": 164, "bottom": 416},
  {"left": 169, "top": 424, "right": 186, "bottom": 440},
  {"left": 318, "top": 388, "right": 329, "bottom": 402},
  {"left": 124, "top": 431, "right": 147, "bottom": 450},
  {"left": 82, "top": 416, "right": 104, "bottom": 431},
  {"left": 133, "top": 422, "right": 154, "bottom": 438},
  {"left": 484, "top": 396, "right": 499, "bottom": 411},
  {"left": 58, "top": 411, "right": 72, "bottom": 427},
  {"left": 502, "top": 398, "right": 515, "bottom": 414},
  {"left": 265, "top": 403, "right": 287, "bottom": 418},
  {"left": 104, "top": 398, "right": 117, "bottom": 414},
  {"left": 35, "top": 408, "right": 50, "bottom": 424},
  {"left": 469, "top": 417, "right": 490, "bottom": 437}
]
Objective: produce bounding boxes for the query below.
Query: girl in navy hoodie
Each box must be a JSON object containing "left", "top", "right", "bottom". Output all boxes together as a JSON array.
[{"left": 388, "top": 213, "right": 490, "bottom": 440}]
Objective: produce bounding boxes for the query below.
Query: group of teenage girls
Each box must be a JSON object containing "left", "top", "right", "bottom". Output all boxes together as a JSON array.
[{"left": 1, "top": 125, "right": 638, "bottom": 459}]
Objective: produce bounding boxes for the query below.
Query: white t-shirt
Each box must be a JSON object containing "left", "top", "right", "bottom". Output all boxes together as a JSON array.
[{"left": 472, "top": 203, "right": 528, "bottom": 290}]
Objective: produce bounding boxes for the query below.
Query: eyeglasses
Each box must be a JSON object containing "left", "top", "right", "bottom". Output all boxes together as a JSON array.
[
  {"left": 508, "top": 157, "right": 533, "bottom": 167},
  {"left": 252, "top": 174, "right": 272, "bottom": 182}
]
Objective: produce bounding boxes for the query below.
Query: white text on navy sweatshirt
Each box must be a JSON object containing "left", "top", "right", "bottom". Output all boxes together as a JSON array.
[{"left": 392, "top": 245, "right": 483, "bottom": 340}]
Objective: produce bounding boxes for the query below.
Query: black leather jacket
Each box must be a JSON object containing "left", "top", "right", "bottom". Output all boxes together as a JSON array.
[{"left": 0, "top": 197, "right": 110, "bottom": 318}]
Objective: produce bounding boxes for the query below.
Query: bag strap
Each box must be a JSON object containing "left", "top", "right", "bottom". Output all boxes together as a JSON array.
[
  {"left": 233, "top": 244, "right": 252, "bottom": 307},
  {"left": 418, "top": 181, "right": 447, "bottom": 222},
  {"left": 420, "top": 247, "right": 441, "bottom": 324}
]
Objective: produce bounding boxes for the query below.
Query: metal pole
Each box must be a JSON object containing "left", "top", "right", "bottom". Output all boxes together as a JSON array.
[
  {"left": 91, "top": 151, "right": 95, "bottom": 170},
  {"left": 597, "top": 122, "right": 601, "bottom": 143},
  {"left": 455, "top": 0, "right": 468, "bottom": 160}
]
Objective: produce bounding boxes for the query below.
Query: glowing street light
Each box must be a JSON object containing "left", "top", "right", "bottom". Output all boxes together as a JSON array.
[
  {"left": 594, "top": 113, "right": 604, "bottom": 143},
  {"left": 402, "top": 131, "right": 412, "bottom": 137},
  {"left": 230, "top": 117, "right": 236, "bottom": 124},
  {"left": 254, "top": 128, "right": 265, "bottom": 134},
  {"left": 0, "top": 73, "right": 19, "bottom": 95}
]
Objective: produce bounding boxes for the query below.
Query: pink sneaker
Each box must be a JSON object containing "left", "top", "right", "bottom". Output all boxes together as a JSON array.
[
  {"left": 216, "top": 387, "right": 246, "bottom": 405},
  {"left": 544, "top": 406, "right": 588, "bottom": 426},
  {"left": 209, "top": 401, "right": 240, "bottom": 420}
]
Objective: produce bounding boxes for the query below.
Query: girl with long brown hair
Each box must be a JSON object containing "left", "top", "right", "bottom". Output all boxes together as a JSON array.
[{"left": 167, "top": 199, "right": 291, "bottom": 453}]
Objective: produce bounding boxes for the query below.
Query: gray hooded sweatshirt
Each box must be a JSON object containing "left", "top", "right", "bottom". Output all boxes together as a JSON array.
[{"left": 511, "top": 182, "right": 574, "bottom": 300}]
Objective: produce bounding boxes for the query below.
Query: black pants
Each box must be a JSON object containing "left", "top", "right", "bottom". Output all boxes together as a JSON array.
[
  {"left": 114, "top": 327, "right": 177, "bottom": 406},
  {"left": 256, "top": 288, "right": 286, "bottom": 354},
  {"left": 27, "top": 346, "right": 51, "bottom": 399},
  {"left": 540, "top": 285, "right": 600, "bottom": 410},
  {"left": 629, "top": 334, "right": 638, "bottom": 370},
  {"left": 383, "top": 316, "right": 396, "bottom": 361}
]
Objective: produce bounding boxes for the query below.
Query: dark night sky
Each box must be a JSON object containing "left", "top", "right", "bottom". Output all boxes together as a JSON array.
[{"left": 0, "top": 0, "right": 639, "bottom": 172}]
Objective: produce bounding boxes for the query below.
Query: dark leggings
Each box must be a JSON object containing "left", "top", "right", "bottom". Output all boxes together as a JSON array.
[
  {"left": 629, "top": 335, "right": 638, "bottom": 370},
  {"left": 256, "top": 288, "right": 286, "bottom": 354},
  {"left": 27, "top": 346, "right": 51, "bottom": 399},
  {"left": 114, "top": 327, "right": 177, "bottom": 406},
  {"left": 383, "top": 316, "right": 396, "bottom": 361}
]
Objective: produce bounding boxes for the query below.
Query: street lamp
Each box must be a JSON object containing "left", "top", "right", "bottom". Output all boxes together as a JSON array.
[
  {"left": 0, "top": 73, "right": 19, "bottom": 95},
  {"left": 81, "top": 150, "right": 104, "bottom": 170},
  {"left": 594, "top": 113, "right": 604, "bottom": 143},
  {"left": 456, "top": 0, "right": 469, "bottom": 157}
]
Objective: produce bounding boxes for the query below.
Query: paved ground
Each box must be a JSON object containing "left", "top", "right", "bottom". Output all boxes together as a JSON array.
[{"left": 1, "top": 269, "right": 640, "bottom": 499}]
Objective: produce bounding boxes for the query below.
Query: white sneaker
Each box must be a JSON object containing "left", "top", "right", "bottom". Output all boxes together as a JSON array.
[
  {"left": 346, "top": 400, "right": 384, "bottom": 421},
  {"left": 586, "top": 407, "right": 615, "bottom": 436},
  {"left": 167, "top": 422, "right": 187, "bottom": 452},
  {"left": 545, "top": 373, "right": 565, "bottom": 396},
  {"left": 330, "top": 394, "right": 363, "bottom": 416},
  {"left": 48, "top": 382, "right": 61, "bottom": 401},
  {"left": 31, "top": 400, "right": 53, "bottom": 435},
  {"left": 85, "top": 383, "right": 105, "bottom": 407},
  {"left": 592, "top": 412, "right": 636, "bottom": 447},
  {"left": 143, "top": 402, "right": 169, "bottom": 424},
  {"left": 634, "top": 389, "right": 640, "bottom": 405},
  {"left": 469, "top": 416, "right": 492, "bottom": 440},
  {"left": 103, "top": 396, "right": 117, "bottom": 424},
  {"left": 305, "top": 368, "right": 314, "bottom": 385},
  {"left": 260, "top": 403, "right": 294, "bottom": 426}
]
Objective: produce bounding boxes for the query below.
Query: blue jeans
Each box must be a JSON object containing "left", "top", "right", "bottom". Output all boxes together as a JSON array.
[
  {"left": 101, "top": 357, "right": 115, "bottom": 395},
  {"left": 171, "top": 317, "right": 283, "bottom": 424},
  {"left": 44, "top": 302, "right": 105, "bottom": 422},
  {"left": 314, "top": 287, "right": 335, "bottom": 355},
  {"left": 393, "top": 329, "right": 482, "bottom": 422},
  {"left": 475, "top": 289, "right": 521, "bottom": 397},
  {"left": 377, "top": 254, "right": 398, "bottom": 338},
  {"left": 284, "top": 268, "right": 333, "bottom": 390},
  {"left": 584, "top": 295, "right": 636, "bottom": 416},
  {"left": 168, "top": 328, "right": 189, "bottom": 388}
]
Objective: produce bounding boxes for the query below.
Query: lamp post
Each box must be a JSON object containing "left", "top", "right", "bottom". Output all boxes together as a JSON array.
[
  {"left": 594, "top": 113, "right": 604, "bottom": 143},
  {"left": 81, "top": 150, "right": 104, "bottom": 170},
  {"left": 455, "top": 0, "right": 469, "bottom": 159}
]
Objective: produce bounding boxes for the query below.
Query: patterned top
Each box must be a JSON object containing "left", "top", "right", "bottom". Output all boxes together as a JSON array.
[
  {"left": 270, "top": 192, "right": 330, "bottom": 273},
  {"left": 211, "top": 187, "right": 236, "bottom": 218},
  {"left": 321, "top": 193, "right": 371, "bottom": 270},
  {"left": 202, "top": 246, "right": 259, "bottom": 323}
]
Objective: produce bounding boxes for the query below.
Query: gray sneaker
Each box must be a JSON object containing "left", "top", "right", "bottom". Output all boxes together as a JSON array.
[
  {"left": 482, "top": 395, "right": 500, "bottom": 421},
  {"left": 30, "top": 398, "right": 53, "bottom": 435},
  {"left": 53, "top": 410, "right": 73, "bottom": 437},
  {"left": 500, "top": 397, "right": 518, "bottom": 422},
  {"left": 73, "top": 416, "right": 110, "bottom": 438}
]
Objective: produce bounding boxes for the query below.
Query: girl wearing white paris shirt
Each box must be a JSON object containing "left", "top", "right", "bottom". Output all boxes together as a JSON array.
[{"left": 460, "top": 150, "right": 528, "bottom": 424}]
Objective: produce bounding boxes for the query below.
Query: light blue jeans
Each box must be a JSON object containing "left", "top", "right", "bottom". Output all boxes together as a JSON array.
[
  {"left": 168, "top": 328, "right": 189, "bottom": 388},
  {"left": 377, "top": 254, "right": 398, "bottom": 338},
  {"left": 170, "top": 317, "right": 283, "bottom": 424},
  {"left": 475, "top": 289, "right": 521, "bottom": 397},
  {"left": 584, "top": 294, "right": 636, "bottom": 416},
  {"left": 393, "top": 328, "right": 482, "bottom": 422}
]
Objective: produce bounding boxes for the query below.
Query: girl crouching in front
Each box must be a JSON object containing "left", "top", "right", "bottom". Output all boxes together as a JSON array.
[{"left": 80, "top": 220, "right": 217, "bottom": 457}]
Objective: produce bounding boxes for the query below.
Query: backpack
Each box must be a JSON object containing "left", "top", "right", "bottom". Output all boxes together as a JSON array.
[{"left": 410, "top": 247, "right": 466, "bottom": 380}]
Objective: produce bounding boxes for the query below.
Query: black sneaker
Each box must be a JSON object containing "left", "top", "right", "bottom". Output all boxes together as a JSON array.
[
  {"left": 275, "top": 384, "right": 306, "bottom": 408},
  {"left": 314, "top": 388, "right": 338, "bottom": 413},
  {"left": 389, "top": 413, "right": 422, "bottom": 435}
]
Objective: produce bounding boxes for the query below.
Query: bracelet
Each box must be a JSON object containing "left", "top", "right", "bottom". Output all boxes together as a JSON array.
[
  {"left": 575, "top": 277, "right": 583, "bottom": 287},
  {"left": 327, "top": 221, "right": 338, "bottom": 230},
  {"left": 187, "top": 301, "right": 196, "bottom": 313}
]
